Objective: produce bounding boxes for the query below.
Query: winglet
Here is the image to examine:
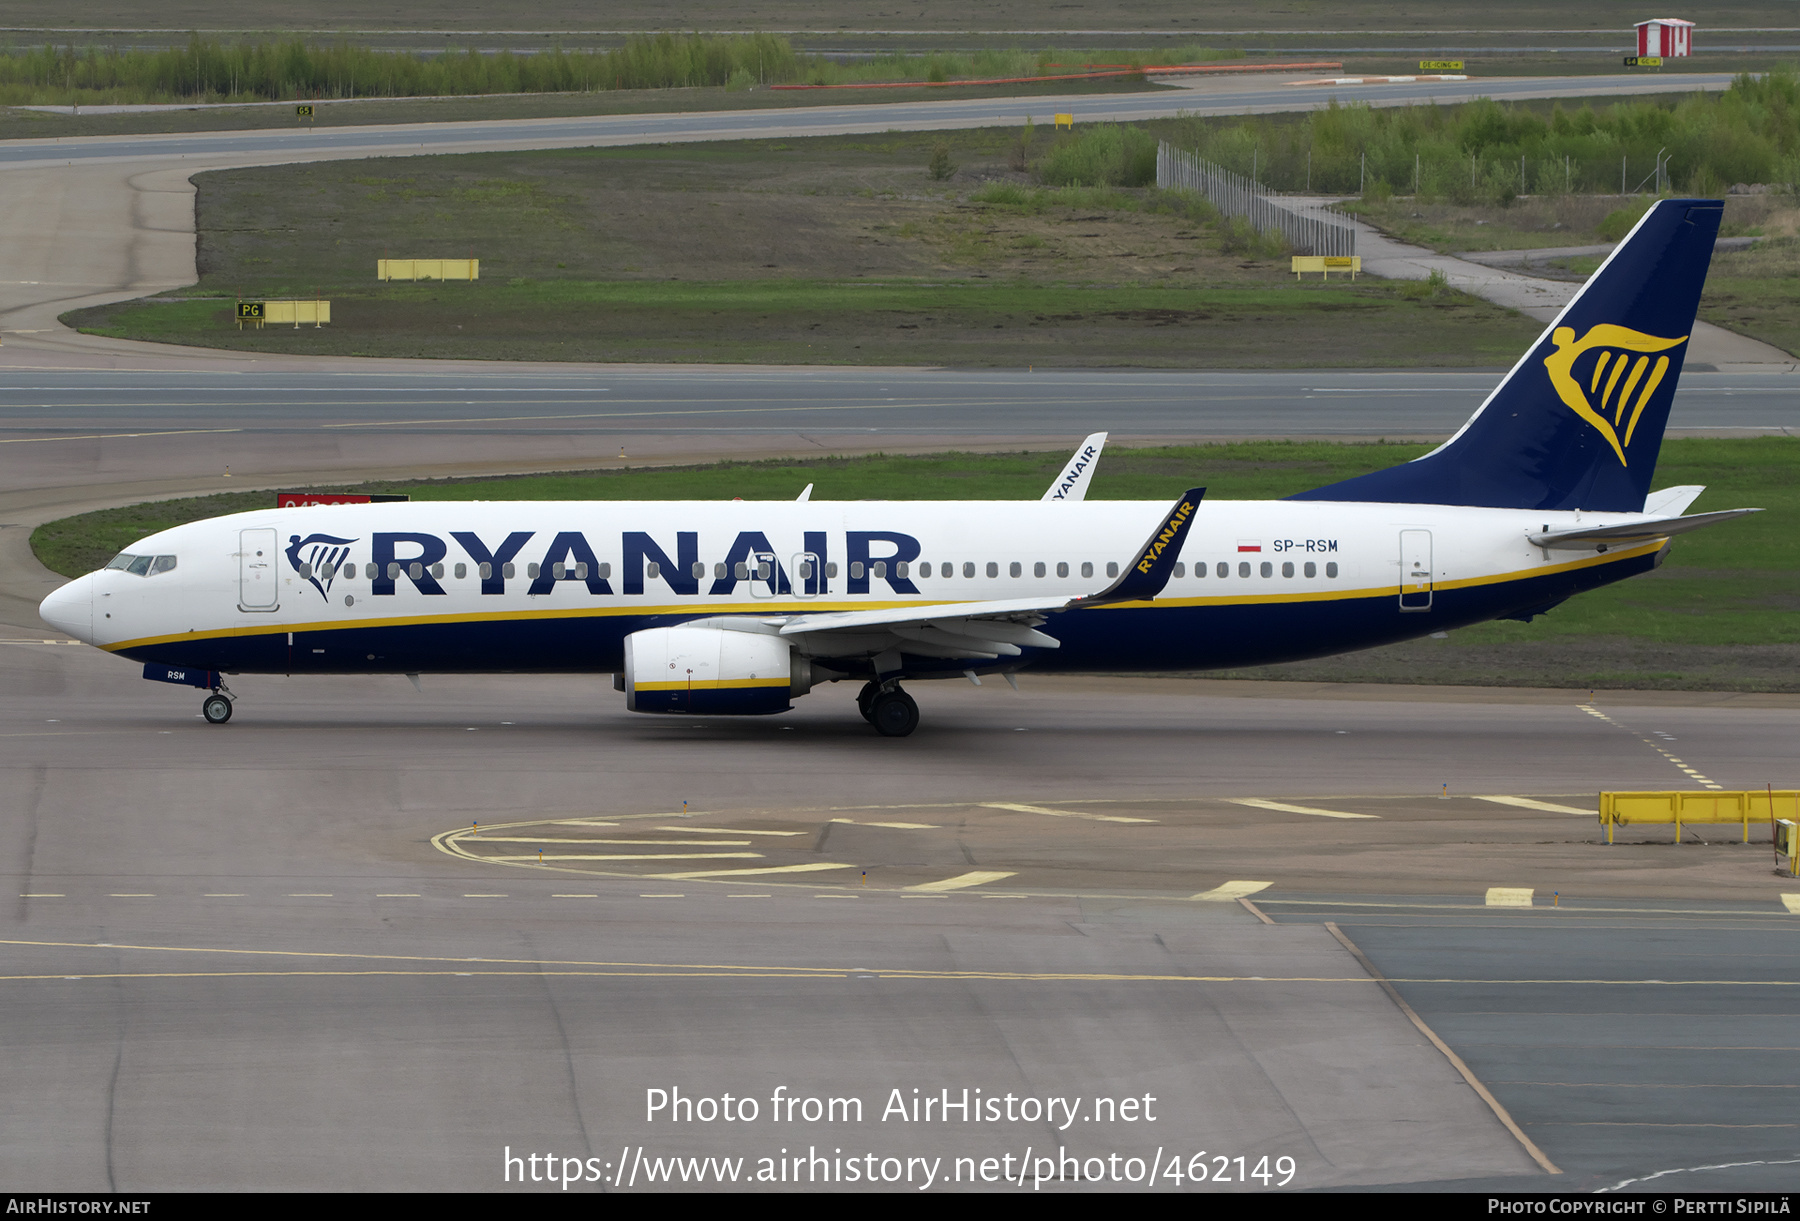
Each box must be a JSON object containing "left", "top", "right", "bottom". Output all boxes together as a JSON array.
[
  {"left": 1042, "top": 432, "right": 1108, "bottom": 502},
  {"left": 1076, "top": 487, "right": 1204, "bottom": 606}
]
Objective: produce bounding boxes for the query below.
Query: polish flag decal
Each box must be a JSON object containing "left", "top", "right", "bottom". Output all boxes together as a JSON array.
[{"left": 1237, "top": 540, "right": 1262, "bottom": 553}]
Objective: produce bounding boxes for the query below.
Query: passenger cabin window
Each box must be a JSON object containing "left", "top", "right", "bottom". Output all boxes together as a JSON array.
[
  {"left": 527, "top": 563, "right": 540, "bottom": 579},
  {"left": 455, "top": 563, "right": 467, "bottom": 579},
  {"left": 1304, "top": 561, "right": 1316, "bottom": 578},
  {"left": 1106, "top": 562, "right": 1118, "bottom": 578},
  {"left": 1216, "top": 562, "right": 1228, "bottom": 578},
  {"left": 871, "top": 561, "right": 886, "bottom": 579},
  {"left": 1173, "top": 562, "right": 1185, "bottom": 578},
  {"left": 1282, "top": 562, "right": 1294, "bottom": 578},
  {"left": 503, "top": 562, "right": 515, "bottom": 579},
  {"left": 962, "top": 562, "right": 975, "bottom": 578},
  {"left": 850, "top": 562, "right": 865, "bottom": 580},
  {"left": 896, "top": 561, "right": 909, "bottom": 579},
  {"left": 919, "top": 562, "right": 933, "bottom": 578},
  {"left": 431, "top": 563, "right": 445, "bottom": 579},
  {"left": 985, "top": 562, "right": 998, "bottom": 578},
  {"left": 826, "top": 562, "right": 839, "bottom": 578},
  {"left": 646, "top": 561, "right": 661, "bottom": 579},
  {"left": 1057, "top": 562, "right": 1069, "bottom": 578},
  {"left": 576, "top": 563, "right": 588, "bottom": 580},
  {"left": 1009, "top": 561, "right": 1021, "bottom": 578},
  {"left": 1259, "top": 562, "right": 1272, "bottom": 578},
  {"left": 691, "top": 562, "right": 706, "bottom": 579},
  {"left": 479, "top": 562, "right": 493, "bottom": 579},
  {"left": 1238, "top": 562, "right": 1250, "bottom": 578},
  {"left": 1326, "top": 562, "right": 1339, "bottom": 578},
  {"left": 1034, "top": 561, "right": 1046, "bottom": 578},
  {"left": 1080, "top": 562, "right": 1093, "bottom": 578}
]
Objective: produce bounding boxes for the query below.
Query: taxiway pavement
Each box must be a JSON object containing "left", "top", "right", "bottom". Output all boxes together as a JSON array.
[{"left": 2, "top": 643, "right": 1796, "bottom": 1191}]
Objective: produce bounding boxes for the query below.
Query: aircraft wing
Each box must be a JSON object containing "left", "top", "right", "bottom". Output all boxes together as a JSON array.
[
  {"left": 1528, "top": 507, "right": 1760, "bottom": 550},
  {"left": 779, "top": 487, "right": 1204, "bottom": 660}
]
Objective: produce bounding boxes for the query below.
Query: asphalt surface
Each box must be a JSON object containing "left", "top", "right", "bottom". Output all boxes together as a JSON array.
[
  {"left": 2, "top": 647, "right": 1796, "bottom": 1192},
  {"left": 4, "top": 70, "right": 1798, "bottom": 1194},
  {"left": 0, "top": 74, "right": 1739, "bottom": 169}
]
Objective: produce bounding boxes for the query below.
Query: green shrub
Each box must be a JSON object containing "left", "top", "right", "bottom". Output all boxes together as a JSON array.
[
  {"left": 1598, "top": 197, "right": 1655, "bottom": 241},
  {"left": 1037, "top": 124, "right": 1158, "bottom": 188},
  {"left": 928, "top": 142, "right": 957, "bottom": 181}
]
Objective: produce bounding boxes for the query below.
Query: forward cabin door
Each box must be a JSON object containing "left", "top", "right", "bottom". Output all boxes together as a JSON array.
[
  {"left": 1398, "top": 529, "right": 1432, "bottom": 612},
  {"left": 239, "top": 528, "right": 279, "bottom": 611}
]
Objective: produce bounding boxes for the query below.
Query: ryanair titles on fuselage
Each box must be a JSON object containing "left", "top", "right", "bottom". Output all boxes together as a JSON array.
[{"left": 288, "top": 525, "right": 924, "bottom": 601}]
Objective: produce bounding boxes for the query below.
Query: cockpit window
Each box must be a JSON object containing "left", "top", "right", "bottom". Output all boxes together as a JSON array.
[{"left": 104, "top": 553, "right": 177, "bottom": 576}]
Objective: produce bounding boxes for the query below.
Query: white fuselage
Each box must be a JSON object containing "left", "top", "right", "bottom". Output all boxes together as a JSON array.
[{"left": 42, "top": 497, "right": 1664, "bottom": 677}]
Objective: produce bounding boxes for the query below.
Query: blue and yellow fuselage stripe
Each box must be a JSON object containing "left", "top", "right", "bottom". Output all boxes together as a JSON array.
[{"left": 106, "top": 542, "right": 1661, "bottom": 676}]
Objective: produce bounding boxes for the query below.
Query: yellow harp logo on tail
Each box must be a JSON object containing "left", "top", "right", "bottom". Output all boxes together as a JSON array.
[{"left": 1542, "top": 324, "right": 1687, "bottom": 466}]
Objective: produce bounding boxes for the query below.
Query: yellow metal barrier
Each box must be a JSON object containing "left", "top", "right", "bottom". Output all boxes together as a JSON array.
[
  {"left": 1291, "top": 255, "right": 1361, "bottom": 280},
  {"left": 378, "top": 258, "right": 479, "bottom": 281},
  {"left": 236, "top": 299, "right": 330, "bottom": 329},
  {"left": 1598, "top": 790, "right": 1800, "bottom": 844}
]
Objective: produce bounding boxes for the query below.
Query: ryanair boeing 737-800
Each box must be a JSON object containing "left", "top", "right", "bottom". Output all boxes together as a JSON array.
[{"left": 38, "top": 199, "right": 1758, "bottom": 736}]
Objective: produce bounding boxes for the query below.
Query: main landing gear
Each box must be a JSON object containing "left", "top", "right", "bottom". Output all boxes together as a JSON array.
[
  {"left": 201, "top": 684, "right": 235, "bottom": 725},
  {"left": 856, "top": 680, "right": 919, "bottom": 738}
]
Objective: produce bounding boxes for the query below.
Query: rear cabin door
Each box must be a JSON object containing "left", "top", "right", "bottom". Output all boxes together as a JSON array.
[
  {"left": 1398, "top": 529, "right": 1432, "bottom": 612},
  {"left": 239, "top": 528, "right": 279, "bottom": 611}
]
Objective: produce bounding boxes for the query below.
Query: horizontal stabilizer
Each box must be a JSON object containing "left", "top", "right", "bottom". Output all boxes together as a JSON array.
[
  {"left": 1529, "top": 508, "right": 1760, "bottom": 550},
  {"left": 1640, "top": 485, "right": 1706, "bottom": 517}
]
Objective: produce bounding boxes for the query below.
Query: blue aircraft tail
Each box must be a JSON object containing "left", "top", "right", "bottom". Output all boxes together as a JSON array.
[{"left": 1292, "top": 198, "right": 1723, "bottom": 512}]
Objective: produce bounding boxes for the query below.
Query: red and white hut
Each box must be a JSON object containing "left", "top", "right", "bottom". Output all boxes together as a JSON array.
[{"left": 1636, "top": 18, "right": 1694, "bottom": 57}]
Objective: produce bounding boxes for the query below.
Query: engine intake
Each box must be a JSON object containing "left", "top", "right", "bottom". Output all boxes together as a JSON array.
[{"left": 622, "top": 625, "right": 816, "bottom": 715}]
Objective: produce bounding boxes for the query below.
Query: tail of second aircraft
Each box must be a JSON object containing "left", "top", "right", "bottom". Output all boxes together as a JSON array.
[{"left": 1293, "top": 198, "right": 1723, "bottom": 513}]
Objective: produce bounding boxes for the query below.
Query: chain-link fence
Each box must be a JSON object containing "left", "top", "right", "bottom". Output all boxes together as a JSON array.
[{"left": 1157, "top": 142, "right": 1357, "bottom": 257}]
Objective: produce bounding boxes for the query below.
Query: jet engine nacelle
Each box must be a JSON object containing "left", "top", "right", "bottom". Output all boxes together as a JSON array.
[{"left": 622, "top": 625, "right": 817, "bottom": 715}]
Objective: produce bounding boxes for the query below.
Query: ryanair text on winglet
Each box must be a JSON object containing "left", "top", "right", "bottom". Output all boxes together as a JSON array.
[{"left": 1135, "top": 500, "right": 1195, "bottom": 575}]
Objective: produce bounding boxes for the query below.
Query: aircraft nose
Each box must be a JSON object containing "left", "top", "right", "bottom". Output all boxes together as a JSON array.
[{"left": 39, "top": 574, "right": 93, "bottom": 643}]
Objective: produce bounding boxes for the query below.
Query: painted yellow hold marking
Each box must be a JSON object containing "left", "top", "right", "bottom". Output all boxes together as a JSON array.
[
  {"left": 1190, "top": 880, "right": 1273, "bottom": 902},
  {"left": 489, "top": 852, "right": 761, "bottom": 862},
  {"left": 1229, "top": 798, "right": 1380, "bottom": 820},
  {"left": 658, "top": 826, "right": 806, "bottom": 836},
  {"left": 1486, "top": 887, "right": 1535, "bottom": 907},
  {"left": 649, "top": 862, "right": 858, "bottom": 880},
  {"left": 1475, "top": 796, "right": 1594, "bottom": 816},
  {"left": 979, "top": 801, "right": 1155, "bottom": 824},
  {"left": 830, "top": 818, "right": 940, "bottom": 829},
  {"left": 1782, "top": 895, "right": 1800, "bottom": 915},
  {"left": 906, "top": 871, "right": 1017, "bottom": 893},
  {"left": 467, "top": 836, "right": 751, "bottom": 845}
]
